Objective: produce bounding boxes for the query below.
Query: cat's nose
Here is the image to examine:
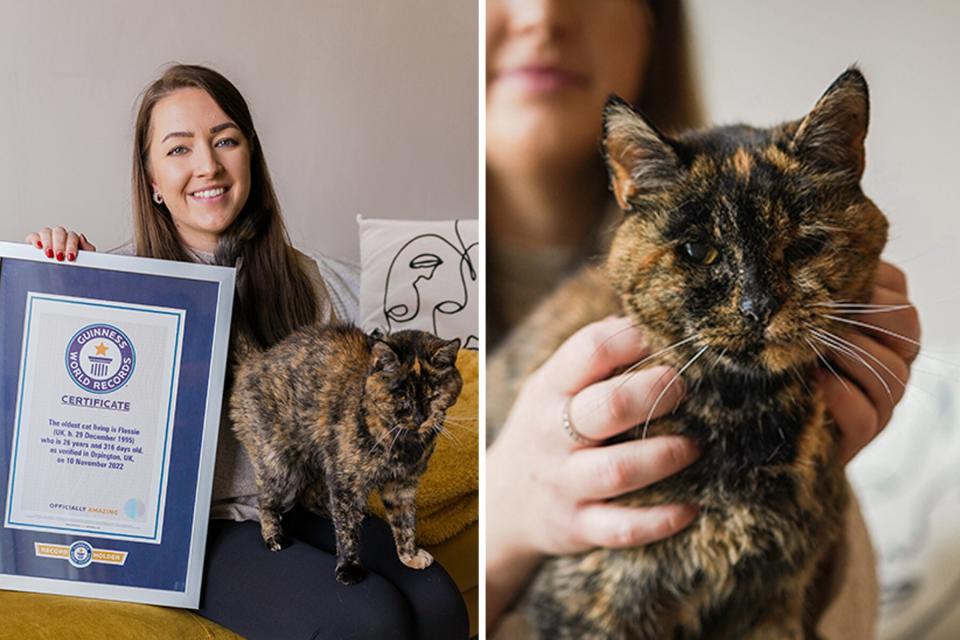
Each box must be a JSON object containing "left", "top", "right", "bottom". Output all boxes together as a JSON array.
[{"left": 739, "top": 293, "right": 781, "bottom": 327}]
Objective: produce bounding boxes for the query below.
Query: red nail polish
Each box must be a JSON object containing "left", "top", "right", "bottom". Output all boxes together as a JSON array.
[
  {"left": 35, "top": 241, "right": 42, "bottom": 248},
  {"left": 56, "top": 252, "right": 64, "bottom": 261},
  {"left": 46, "top": 248, "right": 54, "bottom": 258},
  {"left": 67, "top": 252, "right": 76, "bottom": 262}
]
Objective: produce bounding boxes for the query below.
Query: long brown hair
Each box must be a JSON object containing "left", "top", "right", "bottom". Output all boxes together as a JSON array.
[
  {"left": 487, "top": 1, "right": 706, "bottom": 345},
  {"left": 640, "top": 0, "right": 705, "bottom": 134},
  {"left": 132, "top": 64, "right": 327, "bottom": 348}
]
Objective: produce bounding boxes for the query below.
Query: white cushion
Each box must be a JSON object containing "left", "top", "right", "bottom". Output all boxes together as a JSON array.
[
  {"left": 848, "top": 348, "right": 960, "bottom": 639},
  {"left": 357, "top": 216, "right": 478, "bottom": 349}
]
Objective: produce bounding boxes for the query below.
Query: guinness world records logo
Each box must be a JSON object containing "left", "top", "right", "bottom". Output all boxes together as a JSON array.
[
  {"left": 65, "top": 324, "right": 136, "bottom": 394},
  {"left": 68, "top": 541, "right": 94, "bottom": 568}
]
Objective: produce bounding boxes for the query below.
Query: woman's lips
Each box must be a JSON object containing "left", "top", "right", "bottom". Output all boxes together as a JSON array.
[
  {"left": 189, "top": 185, "right": 230, "bottom": 203},
  {"left": 494, "top": 66, "right": 588, "bottom": 94}
]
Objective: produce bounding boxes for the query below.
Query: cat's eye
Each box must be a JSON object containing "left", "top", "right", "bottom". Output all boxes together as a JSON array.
[{"left": 681, "top": 241, "right": 720, "bottom": 266}]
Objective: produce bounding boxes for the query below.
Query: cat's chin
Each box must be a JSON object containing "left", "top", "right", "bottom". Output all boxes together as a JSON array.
[{"left": 710, "top": 339, "right": 817, "bottom": 377}]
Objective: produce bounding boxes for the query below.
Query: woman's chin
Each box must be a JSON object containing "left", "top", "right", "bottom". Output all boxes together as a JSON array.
[{"left": 176, "top": 213, "right": 242, "bottom": 245}]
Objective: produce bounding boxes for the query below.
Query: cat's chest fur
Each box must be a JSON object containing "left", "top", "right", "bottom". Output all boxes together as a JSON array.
[
  {"left": 317, "top": 402, "right": 437, "bottom": 491},
  {"left": 602, "top": 326, "right": 843, "bottom": 547},
  {"left": 491, "top": 267, "right": 847, "bottom": 638},
  {"left": 525, "top": 369, "right": 846, "bottom": 639},
  {"left": 354, "top": 412, "right": 436, "bottom": 481},
  {"left": 661, "top": 372, "right": 827, "bottom": 494}
]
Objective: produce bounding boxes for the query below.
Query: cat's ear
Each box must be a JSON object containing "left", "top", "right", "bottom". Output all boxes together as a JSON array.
[
  {"left": 602, "top": 95, "right": 681, "bottom": 211},
  {"left": 371, "top": 341, "right": 400, "bottom": 374},
  {"left": 432, "top": 338, "right": 460, "bottom": 369},
  {"left": 791, "top": 67, "right": 869, "bottom": 181}
]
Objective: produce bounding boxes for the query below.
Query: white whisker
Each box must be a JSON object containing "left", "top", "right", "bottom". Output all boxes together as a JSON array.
[
  {"left": 814, "top": 304, "right": 914, "bottom": 314},
  {"left": 639, "top": 344, "right": 709, "bottom": 440},
  {"left": 823, "top": 314, "right": 921, "bottom": 348},
  {"left": 591, "top": 320, "right": 647, "bottom": 358},
  {"left": 811, "top": 333, "right": 894, "bottom": 404},
  {"left": 811, "top": 327, "right": 940, "bottom": 402},
  {"left": 811, "top": 328, "right": 907, "bottom": 391},
  {"left": 817, "top": 302, "right": 912, "bottom": 308},
  {"left": 805, "top": 336, "right": 851, "bottom": 394},
  {"left": 371, "top": 425, "right": 401, "bottom": 457},
  {"left": 437, "top": 426, "right": 460, "bottom": 445},
  {"left": 389, "top": 424, "right": 405, "bottom": 453},
  {"left": 612, "top": 334, "right": 701, "bottom": 396}
]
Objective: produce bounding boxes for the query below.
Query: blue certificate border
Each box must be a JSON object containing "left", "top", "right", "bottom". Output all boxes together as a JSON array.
[
  {"left": 0, "top": 243, "right": 234, "bottom": 608},
  {"left": 5, "top": 295, "right": 183, "bottom": 542}
]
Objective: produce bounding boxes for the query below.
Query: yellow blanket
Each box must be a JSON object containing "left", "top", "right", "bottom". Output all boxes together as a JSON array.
[{"left": 370, "top": 349, "right": 479, "bottom": 545}]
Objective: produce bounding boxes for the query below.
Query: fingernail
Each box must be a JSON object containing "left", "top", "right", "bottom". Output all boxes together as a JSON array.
[
  {"left": 669, "top": 437, "right": 701, "bottom": 467},
  {"left": 35, "top": 241, "right": 42, "bottom": 248},
  {"left": 668, "top": 504, "right": 701, "bottom": 533},
  {"left": 45, "top": 248, "right": 53, "bottom": 258},
  {"left": 56, "top": 252, "right": 64, "bottom": 262},
  {"left": 67, "top": 252, "right": 76, "bottom": 262}
]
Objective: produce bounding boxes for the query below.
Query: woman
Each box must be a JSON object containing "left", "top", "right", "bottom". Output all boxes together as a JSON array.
[
  {"left": 28, "top": 64, "right": 466, "bottom": 640},
  {"left": 485, "top": 1, "right": 920, "bottom": 636}
]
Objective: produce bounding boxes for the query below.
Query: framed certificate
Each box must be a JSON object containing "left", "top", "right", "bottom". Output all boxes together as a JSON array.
[{"left": 0, "top": 241, "right": 234, "bottom": 608}]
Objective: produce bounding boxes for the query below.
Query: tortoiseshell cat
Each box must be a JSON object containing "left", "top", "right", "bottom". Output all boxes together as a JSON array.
[
  {"left": 231, "top": 324, "right": 462, "bottom": 585},
  {"left": 488, "top": 69, "right": 887, "bottom": 638}
]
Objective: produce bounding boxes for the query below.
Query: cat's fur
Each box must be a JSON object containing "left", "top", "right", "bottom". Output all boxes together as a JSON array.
[
  {"left": 231, "top": 324, "right": 462, "bottom": 585},
  {"left": 488, "top": 69, "right": 887, "bottom": 638}
]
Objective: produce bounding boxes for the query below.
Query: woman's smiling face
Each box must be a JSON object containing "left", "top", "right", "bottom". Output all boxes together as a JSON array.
[{"left": 147, "top": 87, "right": 251, "bottom": 252}]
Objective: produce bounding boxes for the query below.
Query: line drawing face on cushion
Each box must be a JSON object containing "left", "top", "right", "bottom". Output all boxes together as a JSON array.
[{"left": 381, "top": 219, "right": 478, "bottom": 349}]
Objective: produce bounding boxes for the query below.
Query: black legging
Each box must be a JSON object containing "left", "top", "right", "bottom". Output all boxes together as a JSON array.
[{"left": 196, "top": 508, "right": 468, "bottom": 639}]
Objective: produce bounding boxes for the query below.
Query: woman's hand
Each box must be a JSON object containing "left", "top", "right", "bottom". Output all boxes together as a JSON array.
[
  {"left": 819, "top": 260, "right": 921, "bottom": 464},
  {"left": 486, "top": 316, "right": 700, "bottom": 625},
  {"left": 24, "top": 227, "right": 96, "bottom": 261}
]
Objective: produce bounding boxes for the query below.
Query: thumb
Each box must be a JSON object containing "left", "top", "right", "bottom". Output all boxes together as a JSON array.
[{"left": 79, "top": 233, "right": 97, "bottom": 252}]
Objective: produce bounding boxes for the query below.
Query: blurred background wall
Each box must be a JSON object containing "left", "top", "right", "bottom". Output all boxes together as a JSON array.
[{"left": 0, "top": 0, "right": 478, "bottom": 263}]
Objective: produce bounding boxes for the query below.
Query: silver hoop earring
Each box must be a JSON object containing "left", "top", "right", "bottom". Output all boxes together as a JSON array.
[{"left": 153, "top": 191, "right": 163, "bottom": 205}]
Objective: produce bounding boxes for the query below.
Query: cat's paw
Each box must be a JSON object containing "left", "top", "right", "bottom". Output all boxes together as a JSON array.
[
  {"left": 399, "top": 548, "right": 434, "bottom": 570},
  {"left": 263, "top": 533, "right": 289, "bottom": 552},
  {"left": 335, "top": 562, "right": 367, "bottom": 585}
]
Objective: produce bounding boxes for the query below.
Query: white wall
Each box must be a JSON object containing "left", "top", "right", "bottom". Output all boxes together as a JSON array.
[
  {"left": 0, "top": 0, "right": 478, "bottom": 263},
  {"left": 686, "top": 0, "right": 960, "bottom": 349}
]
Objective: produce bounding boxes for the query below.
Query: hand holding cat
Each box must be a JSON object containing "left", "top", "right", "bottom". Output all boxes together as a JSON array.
[
  {"left": 486, "top": 316, "right": 700, "bottom": 625},
  {"left": 820, "top": 260, "right": 921, "bottom": 463},
  {"left": 24, "top": 227, "right": 96, "bottom": 261}
]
